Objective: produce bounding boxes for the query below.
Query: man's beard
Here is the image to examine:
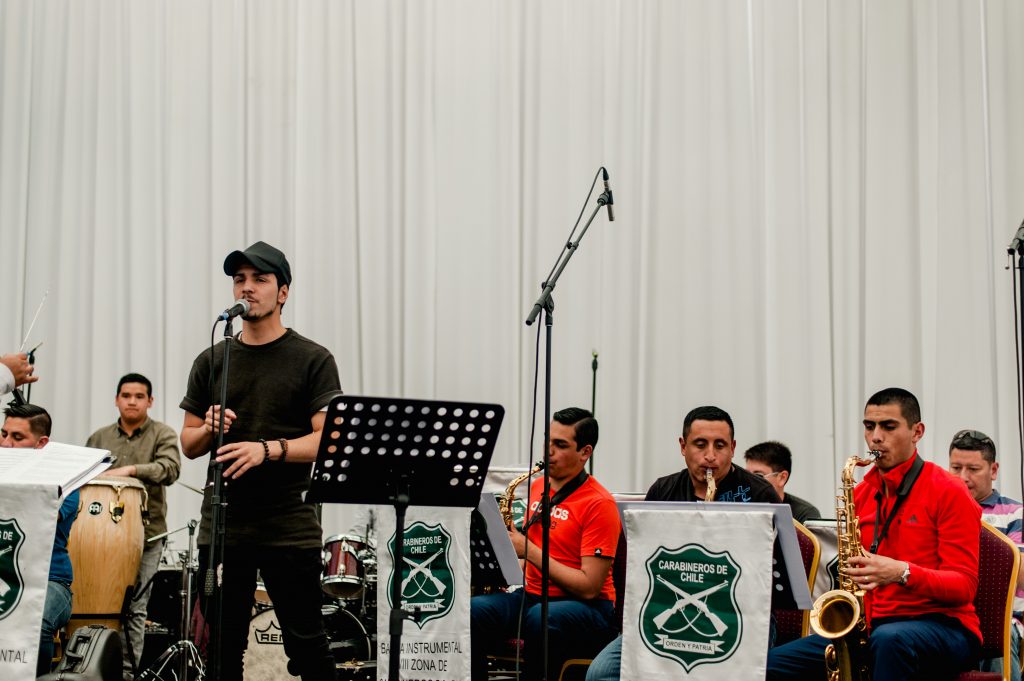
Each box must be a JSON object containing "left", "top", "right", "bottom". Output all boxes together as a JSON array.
[{"left": 242, "top": 306, "right": 275, "bottom": 322}]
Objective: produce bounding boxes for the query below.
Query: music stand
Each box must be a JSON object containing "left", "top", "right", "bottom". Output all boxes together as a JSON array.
[
  {"left": 470, "top": 494, "right": 524, "bottom": 590},
  {"left": 308, "top": 395, "right": 505, "bottom": 681},
  {"left": 616, "top": 501, "right": 812, "bottom": 610}
]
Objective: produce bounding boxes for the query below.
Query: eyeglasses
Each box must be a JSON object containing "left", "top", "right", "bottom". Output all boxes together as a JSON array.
[
  {"left": 752, "top": 470, "right": 782, "bottom": 479},
  {"left": 951, "top": 429, "right": 994, "bottom": 448}
]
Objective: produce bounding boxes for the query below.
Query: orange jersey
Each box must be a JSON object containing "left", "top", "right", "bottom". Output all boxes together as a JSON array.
[{"left": 523, "top": 475, "right": 620, "bottom": 601}]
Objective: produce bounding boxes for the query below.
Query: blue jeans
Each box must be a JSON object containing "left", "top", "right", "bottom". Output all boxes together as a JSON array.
[
  {"left": 471, "top": 591, "right": 616, "bottom": 680},
  {"left": 39, "top": 580, "right": 72, "bottom": 676},
  {"left": 979, "top": 620, "right": 1022, "bottom": 681},
  {"left": 767, "top": 616, "right": 979, "bottom": 681},
  {"left": 585, "top": 634, "right": 621, "bottom": 681}
]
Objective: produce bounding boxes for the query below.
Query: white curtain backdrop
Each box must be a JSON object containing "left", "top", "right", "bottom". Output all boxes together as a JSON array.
[{"left": 2, "top": 0, "right": 1023, "bottom": 544}]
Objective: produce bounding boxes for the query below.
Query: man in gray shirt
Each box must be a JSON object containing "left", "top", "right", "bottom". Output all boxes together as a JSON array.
[{"left": 86, "top": 372, "right": 181, "bottom": 680}]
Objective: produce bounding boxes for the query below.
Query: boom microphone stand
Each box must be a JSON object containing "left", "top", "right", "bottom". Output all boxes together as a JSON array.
[{"left": 524, "top": 167, "right": 614, "bottom": 681}]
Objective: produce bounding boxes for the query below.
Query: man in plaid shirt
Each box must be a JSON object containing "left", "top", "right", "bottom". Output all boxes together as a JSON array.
[{"left": 949, "top": 429, "right": 1023, "bottom": 681}]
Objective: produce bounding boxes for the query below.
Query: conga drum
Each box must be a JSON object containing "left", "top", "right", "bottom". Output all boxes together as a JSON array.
[{"left": 67, "top": 477, "right": 147, "bottom": 639}]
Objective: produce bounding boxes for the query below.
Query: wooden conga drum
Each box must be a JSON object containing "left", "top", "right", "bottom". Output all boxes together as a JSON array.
[{"left": 67, "top": 476, "right": 147, "bottom": 639}]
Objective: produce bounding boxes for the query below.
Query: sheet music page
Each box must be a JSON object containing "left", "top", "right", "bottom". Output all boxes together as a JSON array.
[{"left": 0, "top": 441, "right": 111, "bottom": 496}]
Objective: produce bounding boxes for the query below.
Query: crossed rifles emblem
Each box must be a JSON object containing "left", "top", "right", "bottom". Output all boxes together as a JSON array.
[
  {"left": 652, "top": 575, "right": 729, "bottom": 638},
  {"left": 400, "top": 549, "right": 447, "bottom": 599}
]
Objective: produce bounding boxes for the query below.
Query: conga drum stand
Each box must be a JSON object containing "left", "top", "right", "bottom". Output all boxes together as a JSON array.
[
  {"left": 308, "top": 395, "right": 504, "bottom": 681},
  {"left": 138, "top": 520, "right": 205, "bottom": 681}
]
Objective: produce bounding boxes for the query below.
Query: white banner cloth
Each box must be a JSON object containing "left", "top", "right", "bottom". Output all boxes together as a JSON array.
[
  {"left": 804, "top": 520, "right": 841, "bottom": 599},
  {"left": 0, "top": 484, "right": 59, "bottom": 680},
  {"left": 621, "top": 508, "right": 774, "bottom": 680},
  {"left": 376, "top": 506, "right": 470, "bottom": 681}
]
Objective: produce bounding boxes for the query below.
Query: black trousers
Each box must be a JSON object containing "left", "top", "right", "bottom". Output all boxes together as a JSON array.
[{"left": 198, "top": 544, "right": 336, "bottom": 681}]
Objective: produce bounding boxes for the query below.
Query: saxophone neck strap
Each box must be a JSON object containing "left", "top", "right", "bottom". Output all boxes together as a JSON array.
[
  {"left": 522, "top": 470, "right": 589, "bottom": 531},
  {"left": 869, "top": 454, "right": 924, "bottom": 554}
]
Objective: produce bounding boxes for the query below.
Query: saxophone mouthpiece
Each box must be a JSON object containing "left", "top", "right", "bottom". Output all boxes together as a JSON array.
[{"left": 868, "top": 450, "right": 881, "bottom": 459}]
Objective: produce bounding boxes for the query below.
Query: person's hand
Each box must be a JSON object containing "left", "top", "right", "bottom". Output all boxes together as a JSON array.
[
  {"left": 204, "top": 405, "right": 237, "bottom": 434},
  {"left": 508, "top": 526, "right": 528, "bottom": 559},
  {"left": 102, "top": 465, "right": 137, "bottom": 478},
  {"left": 846, "top": 552, "right": 908, "bottom": 591},
  {"left": 216, "top": 441, "right": 266, "bottom": 479},
  {"left": 1, "top": 353, "right": 38, "bottom": 387}
]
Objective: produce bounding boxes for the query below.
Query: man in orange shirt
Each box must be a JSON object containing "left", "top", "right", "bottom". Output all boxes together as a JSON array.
[{"left": 471, "top": 407, "right": 621, "bottom": 680}]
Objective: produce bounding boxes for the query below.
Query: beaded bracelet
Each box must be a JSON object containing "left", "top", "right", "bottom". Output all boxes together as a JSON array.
[{"left": 258, "top": 438, "right": 270, "bottom": 464}]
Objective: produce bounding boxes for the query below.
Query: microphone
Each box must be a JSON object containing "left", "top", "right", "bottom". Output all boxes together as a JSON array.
[
  {"left": 1008, "top": 217, "right": 1024, "bottom": 255},
  {"left": 599, "top": 168, "right": 615, "bottom": 222},
  {"left": 218, "top": 299, "right": 250, "bottom": 321}
]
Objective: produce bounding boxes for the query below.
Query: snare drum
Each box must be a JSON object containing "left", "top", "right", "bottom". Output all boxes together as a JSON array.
[
  {"left": 67, "top": 477, "right": 147, "bottom": 639},
  {"left": 322, "top": 534, "right": 368, "bottom": 599}
]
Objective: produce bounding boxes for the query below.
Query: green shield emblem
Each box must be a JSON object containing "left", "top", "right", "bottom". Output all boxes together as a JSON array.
[
  {"left": 0, "top": 518, "right": 26, "bottom": 621},
  {"left": 386, "top": 521, "right": 455, "bottom": 628},
  {"left": 638, "top": 544, "right": 742, "bottom": 671}
]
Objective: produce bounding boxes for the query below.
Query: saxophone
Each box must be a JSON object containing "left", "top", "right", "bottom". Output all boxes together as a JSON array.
[
  {"left": 499, "top": 463, "right": 543, "bottom": 530},
  {"left": 704, "top": 467, "right": 717, "bottom": 502},
  {"left": 808, "top": 451, "right": 878, "bottom": 681}
]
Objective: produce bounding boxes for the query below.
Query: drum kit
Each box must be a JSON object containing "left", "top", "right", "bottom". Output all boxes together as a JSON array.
[{"left": 67, "top": 478, "right": 381, "bottom": 680}]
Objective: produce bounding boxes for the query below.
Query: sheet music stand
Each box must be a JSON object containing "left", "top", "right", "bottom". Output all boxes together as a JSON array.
[
  {"left": 470, "top": 494, "right": 524, "bottom": 590},
  {"left": 616, "top": 501, "right": 812, "bottom": 610},
  {"left": 308, "top": 395, "right": 504, "bottom": 681}
]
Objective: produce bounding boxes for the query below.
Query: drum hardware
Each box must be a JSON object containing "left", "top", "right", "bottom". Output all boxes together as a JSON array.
[{"left": 137, "top": 520, "right": 205, "bottom": 681}]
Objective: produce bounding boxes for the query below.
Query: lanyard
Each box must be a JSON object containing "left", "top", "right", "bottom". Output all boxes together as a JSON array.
[
  {"left": 523, "top": 470, "right": 589, "bottom": 531},
  {"left": 869, "top": 455, "right": 924, "bottom": 554}
]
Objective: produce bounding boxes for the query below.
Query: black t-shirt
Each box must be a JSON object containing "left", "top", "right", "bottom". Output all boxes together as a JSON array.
[
  {"left": 645, "top": 464, "right": 780, "bottom": 503},
  {"left": 783, "top": 492, "right": 822, "bottom": 523},
  {"left": 180, "top": 329, "right": 341, "bottom": 548}
]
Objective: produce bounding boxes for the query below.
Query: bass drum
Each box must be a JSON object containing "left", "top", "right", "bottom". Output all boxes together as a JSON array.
[{"left": 244, "top": 605, "right": 372, "bottom": 681}]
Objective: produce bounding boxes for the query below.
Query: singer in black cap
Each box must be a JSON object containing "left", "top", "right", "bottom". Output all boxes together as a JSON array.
[{"left": 179, "top": 241, "right": 342, "bottom": 681}]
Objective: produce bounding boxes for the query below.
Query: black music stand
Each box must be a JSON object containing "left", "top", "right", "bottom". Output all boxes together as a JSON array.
[{"left": 308, "top": 395, "right": 504, "bottom": 681}]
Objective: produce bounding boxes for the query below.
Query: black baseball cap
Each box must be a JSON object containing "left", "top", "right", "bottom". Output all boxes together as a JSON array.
[{"left": 223, "top": 241, "right": 292, "bottom": 286}]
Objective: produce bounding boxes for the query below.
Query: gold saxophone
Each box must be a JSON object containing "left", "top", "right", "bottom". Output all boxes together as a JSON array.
[
  {"left": 704, "top": 467, "right": 716, "bottom": 502},
  {"left": 808, "top": 451, "right": 878, "bottom": 681},
  {"left": 499, "top": 463, "right": 543, "bottom": 530}
]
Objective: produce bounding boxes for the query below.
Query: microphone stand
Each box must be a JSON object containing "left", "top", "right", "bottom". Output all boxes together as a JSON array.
[
  {"left": 1008, "top": 219, "right": 1024, "bottom": 500},
  {"left": 589, "top": 351, "right": 598, "bottom": 475},
  {"left": 205, "top": 317, "right": 236, "bottom": 681},
  {"left": 525, "top": 183, "right": 612, "bottom": 681}
]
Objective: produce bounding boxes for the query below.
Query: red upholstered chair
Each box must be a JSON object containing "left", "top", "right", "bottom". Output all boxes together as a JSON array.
[
  {"left": 772, "top": 520, "right": 821, "bottom": 645},
  {"left": 955, "top": 521, "right": 1021, "bottom": 681}
]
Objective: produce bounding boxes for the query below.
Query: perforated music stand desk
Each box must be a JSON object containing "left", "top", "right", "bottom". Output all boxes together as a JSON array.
[{"left": 308, "top": 395, "right": 505, "bottom": 681}]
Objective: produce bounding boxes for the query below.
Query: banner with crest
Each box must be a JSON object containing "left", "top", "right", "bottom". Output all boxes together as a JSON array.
[
  {"left": 376, "top": 506, "right": 470, "bottom": 681},
  {"left": 0, "top": 484, "right": 59, "bottom": 681},
  {"left": 621, "top": 508, "right": 774, "bottom": 680}
]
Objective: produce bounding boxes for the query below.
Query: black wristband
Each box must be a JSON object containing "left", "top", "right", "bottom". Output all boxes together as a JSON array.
[
  {"left": 258, "top": 438, "right": 270, "bottom": 463},
  {"left": 278, "top": 438, "right": 288, "bottom": 463}
]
